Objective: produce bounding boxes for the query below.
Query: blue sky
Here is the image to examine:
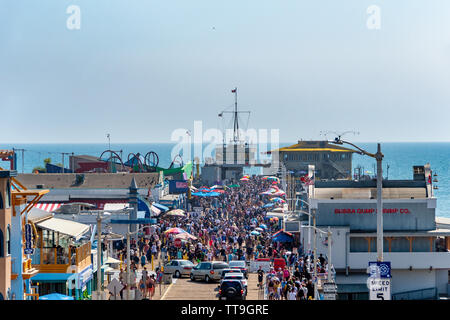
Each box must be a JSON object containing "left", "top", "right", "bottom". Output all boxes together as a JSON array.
[{"left": 1, "top": 0, "right": 450, "bottom": 143}]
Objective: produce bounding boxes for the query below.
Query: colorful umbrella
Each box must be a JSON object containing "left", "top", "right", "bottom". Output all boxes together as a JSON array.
[
  {"left": 254, "top": 227, "right": 263, "bottom": 232},
  {"left": 39, "top": 293, "right": 74, "bottom": 300},
  {"left": 164, "top": 227, "right": 186, "bottom": 235},
  {"left": 259, "top": 224, "right": 268, "bottom": 229},
  {"left": 250, "top": 230, "right": 260, "bottom": 236},
  {"left": 175, "top": 232, "right": 197, "bottom": 241},
  {"left": 240, "top": 177, "right": 250, "bottom": 181},
  {"left": 164, "top": 209, "right": 186, "bottom": 217},
  {"left": 270, "top": 197, "right": 286, "bottom": 203}
]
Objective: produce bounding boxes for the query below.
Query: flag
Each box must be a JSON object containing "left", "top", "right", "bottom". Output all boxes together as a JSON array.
[{"left": 231, "top": 88, "right": 237, "bottom": 93}]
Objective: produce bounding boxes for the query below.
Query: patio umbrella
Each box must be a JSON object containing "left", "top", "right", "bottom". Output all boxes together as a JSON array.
[
  {"left": 240, "top": 177, "right": 249, "bottom": 181},
  {"left": 164, "top": 227, "right": 186, "bottom": 235},
  {"left": 164, "top": 209, "right": 186, "bottom": 217},
  {"left": 39, "top": 293, "right": 74, "bottom": 300},
  {"left": 250, "top": 230, "right": 260, "bottom": 236},
  {"left": 175, "top": 232, "right": 197, "bottom": 241}
]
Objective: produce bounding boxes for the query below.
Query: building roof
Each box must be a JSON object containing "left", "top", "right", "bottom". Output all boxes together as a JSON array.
[
  {"left": 28, "top": 207, "right": 54, "bottom": 223},
  {"left": 267, "top": 140, "right": 357, "bottom": 154},
  {"left": 36, "top": 217, "right": 90, "bottom": 240},
  {"left": 17, "top": 172, "right": 159, "bottom": 189}
]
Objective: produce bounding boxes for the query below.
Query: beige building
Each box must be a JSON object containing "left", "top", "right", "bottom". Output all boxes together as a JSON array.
[
  {"left": 269, "top": 140, "right": 356, "bottom": 179},
  {"left": 0, "top": 170, "right": 13, "bottom": 300}
]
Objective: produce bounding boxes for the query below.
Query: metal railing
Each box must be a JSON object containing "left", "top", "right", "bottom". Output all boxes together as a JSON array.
[{"left": 392, "top": 287, "right": 438, "bottom": 300}]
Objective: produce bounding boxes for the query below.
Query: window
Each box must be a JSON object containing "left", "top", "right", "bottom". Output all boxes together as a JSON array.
[
  {"left": 6, "top": 225, "right": 11, "bottom": 255},
  {"left": 0, "top": 193, "right": 3, "bottom": 209},
  {"left": 213, "top": 263, "right": 228, "bottom": 270},
  {"left": 0, "top": 228, "right": 3, "bottom": 258},
  {"left": 5, "top": 181, "right": 11, "bottom": 208}
]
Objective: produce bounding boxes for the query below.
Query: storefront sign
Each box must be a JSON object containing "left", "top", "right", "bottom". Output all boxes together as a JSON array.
[
  {"left": 334, "top": 208, "right": 411, "bottom": 214},
  {"left": 78, "top": 266, "right": 93, "bottom": 289},
  {"left": 169, "top": 180, "right": 188, "bottom": 194}
]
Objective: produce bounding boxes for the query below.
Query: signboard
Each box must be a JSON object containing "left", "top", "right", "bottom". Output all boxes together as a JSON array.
[
  {"left": 249, "top": 260, "right": 271, "bottom": 273},
  {"left": 193, "top": 207, "right": 203, "bottom": 213},
  {"left": 24, "top": 223, "right": 34, "bottom": 254},
  {"left": 368, "top": 278, "right": 391, "bottom": 300},
  {"left": 323, "top": 282, "right": 337, "bottom": 293},
  {"left": 169, "top": 180, "right": 188, "bottom": 194},
  {"left": 284, "top": 221, "right": 300, "bottom": 233},
  {"left": 174, "top": 238, "right": 182, "bottom": 248},
  {"left": 79, "top": 266, "right": 93, "bottom": 289},
  {"left": 368, "top": 261, "right": 391, "bottom": 278},
  {"left": 107, "top": 278, "right": 124, "bottom": 300},
  {"left": 368, "top": 261, "right": 391, "bottom": 300},
  {"left": 323, "top": 293, "right": 337, "bottom": 300}
]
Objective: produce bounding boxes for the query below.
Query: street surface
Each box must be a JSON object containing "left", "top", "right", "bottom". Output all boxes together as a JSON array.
[{"left": 161, "top": 273, "right": 263, "bottom": 300}]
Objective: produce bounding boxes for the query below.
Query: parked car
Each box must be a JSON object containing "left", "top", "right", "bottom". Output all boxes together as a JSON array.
[
  {"left": 220, "top": 268, "right": 243, "bottom": 279},
  {"left": 163, "top": 259, "right": 194, "bottom": 278},
  {"left": 218, "top": 280, "right": 246, "bottom": 300},
  {"left": 190, "top": 261, "right": 229, "bottom": 282},
  {"left": 229, "top": 260, "right": 248, "bottom": 278},
  {"left": 221, "top": 272, "right": 248, "bottom": 295}
]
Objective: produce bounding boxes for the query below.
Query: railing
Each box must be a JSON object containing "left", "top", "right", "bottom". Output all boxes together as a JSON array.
[
  {"left": 76, "top": 242, "right": 92, "bottom": 269},
  {"left": 392, "top": 287, "right": 438, "bottom": 300},
  {"left": 33, "top": 242, "right": 91, "bottom": 272}
]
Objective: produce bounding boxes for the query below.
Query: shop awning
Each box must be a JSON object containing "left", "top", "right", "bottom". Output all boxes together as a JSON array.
[
  {"left": 36, "top": 218, "right": 90, "bottom": 240},
  {"left": 34, "top": 203, "right": 62, "bottom": 212},
  {"left": 32, "top": 273, "right": 75, "bottom": 282},
  {"left": 152, "top": 203, "right": 170, "bottom": 212}
]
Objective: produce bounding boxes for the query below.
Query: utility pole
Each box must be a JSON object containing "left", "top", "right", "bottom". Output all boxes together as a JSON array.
[
  {"left": 375, "top": 143, "right": 384, "bottom": 262},
  {"left": 330, "top": 139, "right": 384, "bottom": 262},
  {"left": 126, "top": 227, "right": 131, "bottom": 300},
  {"left": 97, "top": 212, "right": 102, "bottom": 296},
  {"left": 313, "top": 209, "right": 317, "bottom": 300},
  {"left": 327, "top": 226, "right": 332, "bottom": 282}
]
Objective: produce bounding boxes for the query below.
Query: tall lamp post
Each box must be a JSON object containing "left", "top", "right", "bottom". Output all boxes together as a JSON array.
[{"left": 330, "top": 138, "right": 384, "bottom": 262}]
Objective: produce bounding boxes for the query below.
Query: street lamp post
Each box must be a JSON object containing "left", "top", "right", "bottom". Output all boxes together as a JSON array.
[{"left": 330, "top": 139, "right": 384, "bottom": 262}]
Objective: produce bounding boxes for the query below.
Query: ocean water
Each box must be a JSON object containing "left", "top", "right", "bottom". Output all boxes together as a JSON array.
[{"left": 1, "top": 142, "right": 449, "bottom": 217}]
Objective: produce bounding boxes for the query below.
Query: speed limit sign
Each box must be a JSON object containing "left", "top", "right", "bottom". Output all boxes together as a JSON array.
[{"left": 368, "top": 278, "right": 391, "bottom": 300}]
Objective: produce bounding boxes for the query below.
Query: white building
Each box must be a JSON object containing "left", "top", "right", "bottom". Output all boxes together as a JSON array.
[{"left": 302, "top": 164, "right": 450, "bottom": 300}]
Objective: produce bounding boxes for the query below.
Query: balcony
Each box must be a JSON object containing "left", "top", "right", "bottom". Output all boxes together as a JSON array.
[
  {"left": 33, "top": 242, "right": 91, "bottom": 274},
  {"left": 348, "top": 252, "right": 450, "bottom": 270}
]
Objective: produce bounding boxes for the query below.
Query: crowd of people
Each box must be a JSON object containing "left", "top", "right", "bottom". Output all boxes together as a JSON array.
[{"left": 109, "top": 175, "right": 330, "bottom": 300}]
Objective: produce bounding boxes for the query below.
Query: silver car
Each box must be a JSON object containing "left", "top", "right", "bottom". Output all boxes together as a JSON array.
[
  {"left": 164, "top": 259, "right": 195, "bottom": 278},
  {"left": 190, "top": 261, "right": 229, "bottom": 282}
]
